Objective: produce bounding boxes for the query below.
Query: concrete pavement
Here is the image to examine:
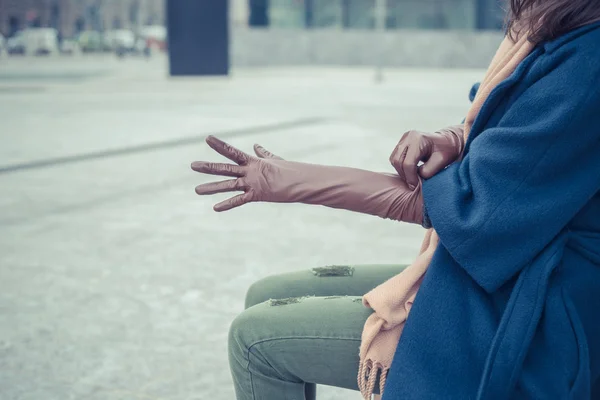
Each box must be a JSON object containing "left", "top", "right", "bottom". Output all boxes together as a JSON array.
[{"left": 0, "top": 55, "right": 483, "bottom": 400}]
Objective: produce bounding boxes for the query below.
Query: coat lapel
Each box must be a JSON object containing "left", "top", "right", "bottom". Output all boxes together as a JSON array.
[
  {"left": 463, "top": 21, "right": 600, "bottom": 156},
  {"left": 462, "top": 46, "right": 544, "bottom": 156}
]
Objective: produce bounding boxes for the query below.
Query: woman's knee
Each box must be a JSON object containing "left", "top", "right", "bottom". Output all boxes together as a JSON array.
[
  {"left": 228, "top": 304, "right": 271, "bottom": 368},
  {"left": 245, "top": 276, "right": 275, "bottom": 309},
  {"left": 228, "top": 308, "right": 251, "bottom": 362},
  {"left": 244, "top": 273, "right": 304, "bottom": 309},
  {"left": 228, "top": 303, "right": 281, "bottom": 366}
]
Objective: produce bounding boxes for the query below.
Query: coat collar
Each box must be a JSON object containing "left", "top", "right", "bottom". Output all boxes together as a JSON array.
[
  {"left": 542, "top": 20, "right": 600, "bottom": 54},
  {"left": 462, "top": 46, "right": 543, "bottom": 155},
  {"left": 462, "top": 20, "right": 600, "bottom": 155}
]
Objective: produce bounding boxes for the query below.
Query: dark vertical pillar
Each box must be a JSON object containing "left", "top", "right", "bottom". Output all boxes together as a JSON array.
[
  {"left": 304, "top": 0, "right": 314, "bottom": 28},
  {"left": 167, "top": 0, "right": 229, "bottom": 76},
  {"left": 342, "top": 0, "right": 350, "bottom": 28},
  {"left": 249, "top": 0, "right": 269, "bottom": 27},
  {"left": 475, "top": 0, "right": 485, "bottom": 30}
]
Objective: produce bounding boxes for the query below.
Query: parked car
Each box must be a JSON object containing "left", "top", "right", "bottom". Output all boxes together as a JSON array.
[
  {"left": 7, "top": 28, "right": 59, "bottom": 55},
  {"left": 7, "top": 31, "right": 26, "bottom": 55},
  {"left": 104, "top": 29, "right": 152, "bottom": 58},
  {"left": 26, "top": 28, "right": 59, "bottom": 55},
  {"left": 104, "top": 29, "right": 136, "bottom": 53},
  {"left": 138, "top": 25, "right": 167, "bottom": 53},
  {"left": 31, "top": 28, "right": 59, "bottom": 55},
  {"left": 60, "top": 38, "right": 80, "bottom": 55},
  {"left": 77, "top": 30, "right": 107, "bottom": 53}
]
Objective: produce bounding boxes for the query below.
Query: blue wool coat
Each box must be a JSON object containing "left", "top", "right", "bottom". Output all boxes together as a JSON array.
[{"left": 382, "top": 22, "right": 600, "bottom": 400}]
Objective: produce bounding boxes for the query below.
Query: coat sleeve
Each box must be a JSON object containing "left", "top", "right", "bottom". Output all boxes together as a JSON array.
[{"left": 422, "top": 50, "right": 600, "bottom": 293}]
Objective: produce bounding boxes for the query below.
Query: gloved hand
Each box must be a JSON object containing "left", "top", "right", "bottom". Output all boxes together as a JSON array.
[
  {"left": 389, "top": 125, "right": 465, "bottom": 189},
  {"left": 191, "top": 136, "right": 424, "bottom": 225}
]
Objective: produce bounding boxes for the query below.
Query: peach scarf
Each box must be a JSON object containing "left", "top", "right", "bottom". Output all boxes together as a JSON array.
[{"left": 357, "top": 31, "right": 536, "bottom": 399}]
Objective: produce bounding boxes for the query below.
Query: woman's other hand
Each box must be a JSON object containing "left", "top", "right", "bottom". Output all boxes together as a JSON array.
[{"left": 390, "top": 125, "right": 464, "bottom": 189}]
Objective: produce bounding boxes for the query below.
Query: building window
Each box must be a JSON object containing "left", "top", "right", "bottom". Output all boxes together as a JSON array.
[
  {"left": 386, "top": 0, "right": 474, "bottom": 30},
  {"left": 87, "top": 5, "right": 102, "bottom": 31},
  {"left": 249, "top": 0, "right": 270, "bottom": 27},
  {"left": 344, "top": 0, "right": 374, "bottom": 29},
  {"left": 146, "top": 15, "right": 159, "bottom": 25},
  {"left": 31, "top": 18, "right": 42, "bottom": 28},
  {"left": 129, "top": 0, "right": 140, "bottom": 25},
  {"left": 311, "top": 0, "right": 344, "bottom": 28},
  {"left": 51, "top": 2, "right": 60, "bottom": 30},
  {"left": 75, "top": 17, "right": 85, "bottom": 33},
  {"left": 269, "top": 0, "right": 304, "bottom": 28},
  {"left": 9, "top": 16, "right": 21, "bottom": 36}
]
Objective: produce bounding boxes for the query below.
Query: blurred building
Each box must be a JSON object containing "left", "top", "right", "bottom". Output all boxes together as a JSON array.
[
  {"left": 230, "top": 0, "right": 504, "bottom": 30},
  {"left": 2, "top": 0, "right": 504, "bottom": 37},
  {"left": 0, "top": 0, "right": 165, "bottom": 37}
]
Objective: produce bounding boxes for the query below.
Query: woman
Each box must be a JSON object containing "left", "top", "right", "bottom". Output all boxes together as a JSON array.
[{"left": 191, "top": 1, "right": 600, "bottom": 398}]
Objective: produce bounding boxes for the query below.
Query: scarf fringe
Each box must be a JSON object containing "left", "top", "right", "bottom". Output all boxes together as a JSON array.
[{"left": 357, "top": 359, "right": 388, "bottom": 400}]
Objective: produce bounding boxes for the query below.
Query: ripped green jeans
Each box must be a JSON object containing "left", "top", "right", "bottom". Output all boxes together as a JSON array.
[{"left": 228, "top": 264, "right": 408, "bottom": 400}]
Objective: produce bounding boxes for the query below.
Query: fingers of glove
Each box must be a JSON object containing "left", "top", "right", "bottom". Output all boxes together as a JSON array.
[
  {"left": 402, "top": 145, "right": 422, "bottom": 189},
  {"left": 214, "top": 192, "right": 252, "bottom": 212},
  {"left": 205, "top": 135, "right": 250, "bottom": 165},
  {"left": 389, "top": 131, "right": 413, "bottom": 175},
  {"left": 253, "top": 144, "right": 284, "bottom": 160},
  {"left": 418, "top": 152, "right": 447, "bottom": 179},
  {"left": 389, "top": 133, "right": 407, "bottom": 164},
  {"left": 389, "top": 144, "right": 399, "bottom": 167},
  {"left": 191, "top": 161, "right": 245, "bottom": 177},
  {"left": 195, "top": 179, "right": 245, "bottom": 195},
  {"left": 390, "top": 145, "right": 409, "bottom": 182}
]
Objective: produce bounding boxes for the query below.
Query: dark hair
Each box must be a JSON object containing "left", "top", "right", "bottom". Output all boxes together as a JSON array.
[{"left": 507, "top": 0, "right": 600, "bottom": 43}]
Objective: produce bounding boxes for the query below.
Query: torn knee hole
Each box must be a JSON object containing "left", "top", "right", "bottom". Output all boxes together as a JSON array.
[
  {"left": 311, "top": 265, "right": 354, "bottom": 277},
  {"left": 268, "top": 295, "right": 313, "bottom": 306},
  {"left": 323, "top": 295, "right": 345, "bottom": 300}
]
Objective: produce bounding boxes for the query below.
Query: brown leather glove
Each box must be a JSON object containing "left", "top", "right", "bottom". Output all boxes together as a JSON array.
[
  {"left": 191, "top": 136, "right": 424, "bottom": 225},
  {"left": 389, "top": 125, "right": 465, "bottom": 189}
]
